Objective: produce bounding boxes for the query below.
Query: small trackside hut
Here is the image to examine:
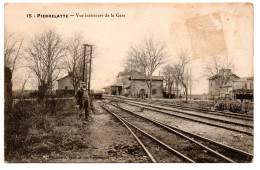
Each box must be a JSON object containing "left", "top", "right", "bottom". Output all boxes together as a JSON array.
[{"left": 56, "top": 75, "right": 74, "bottom": 96}]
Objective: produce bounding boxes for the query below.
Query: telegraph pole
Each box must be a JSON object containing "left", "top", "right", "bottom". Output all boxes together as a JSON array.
[
  {"left": 186, "top": 68, "right": 189, "bottom": 102},
  {"left": 88, "top": 45, "right": 93, "bottom": 93},
  {"left": 190, "top": 68, "right": 192, "bottom": 100},
  {"left": 83, "top": 44, "right": 93, "bottom": 92},
  {"left": 82, "top": 44, "right": 87, "bottom": 82}
]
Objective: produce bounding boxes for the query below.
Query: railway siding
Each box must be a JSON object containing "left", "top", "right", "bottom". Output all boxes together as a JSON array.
[
  {"left": 118, "top": 99, "right": 253, "bottom": 127},
  {"left": 110, "top": 102, "right": 253, "bottom": 162},
  {"left": 103, "top": 102, "right": 249, "bottom": 163},
  {"left": 117, "top": 101, "right": 254, "bottom": 155},
  {"left": 114, "top": 99, "right": 253, "bottom": 135}
]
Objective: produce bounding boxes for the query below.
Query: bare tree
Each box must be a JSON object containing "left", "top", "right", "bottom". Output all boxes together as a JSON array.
[
  {"left": 25, "top": 30, "right": 66, "bottom": 98},
  {"left": 4, "top": 29, "right": 24, "bottom": 74},
  {"left": 125, "top": 37, "right": 167, "bottom": 99},
  {"left": 63, "top": 33, "right": 84, "bottom": 93},
  {"left": 16, "top": 71, "right": 32, "bottom": 101},
  {"left": 123, "top": 58, "right": 141, "bottom": 76},
  {"left": 162, "top": 64, "right": 174, "bottom": 98},
  {"left": 62, "top": 33, "right": 97, "bottom": 93},
  {"left": 173, "top": 51, "right": 191, "bottom": 102},
  {"left": 204, "top": 56, "right": 237, "bottom": 96},
  {"left": 20, "top": 72, "right": 31, "bottom": 92},
  {"left": 4, "top": 29, "right": 24, "bottom": 116}
]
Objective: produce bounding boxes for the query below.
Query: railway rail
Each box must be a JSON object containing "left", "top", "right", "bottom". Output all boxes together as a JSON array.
[
  {"left": 118, "top": 99, "right": 253, "bottom": 127},
  {"left": 105, "top": 95, "right": 253, "bottom": 120},
  {"left": 149, "top": 100, "right": 253, "bottom": 121},
  {"left": 101, "top": 101, "right": 253, "bottom": 163},
  {"left": 104, "top": 96, "right": 253, "bottom": 136},
  {"left": 102, "top": 105, "right": 193, "bottom": 163}
]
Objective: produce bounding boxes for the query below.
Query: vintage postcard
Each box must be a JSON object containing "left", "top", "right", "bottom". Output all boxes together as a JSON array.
[{"left": 4, "top": 3, "right": 254, "bottom": 163}]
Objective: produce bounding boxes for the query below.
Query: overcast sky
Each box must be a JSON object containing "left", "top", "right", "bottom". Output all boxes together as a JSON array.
[{"left": 5, "top": 3, "right": 254, "bottom": 94}]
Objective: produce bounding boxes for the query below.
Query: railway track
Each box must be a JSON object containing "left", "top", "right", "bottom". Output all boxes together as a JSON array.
[
  {"left": 101, "top": 101, "right": 253, "bottom": 163},
  {"left": 106, "top": 95, "right": 253, "bottom": 120},
  {"left": 102, "top": 105, "right": 193, "bottom": 163},
  {"left": 101, "top": 101, "right": 253, "bottom": 162},
  {"left": 104, "top": 96, "right": 253, "bottom": 136},
  {"left": 149, "top": 101, "right": 253, "bottom": 121},
  {"left": 119, "top": 99, "right": 253, "bottom": 127}
]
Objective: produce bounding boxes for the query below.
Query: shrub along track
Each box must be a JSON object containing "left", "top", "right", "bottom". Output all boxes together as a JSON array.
[
  {"left": 101, "top": 101, "right": 253, "bottom": 163},
  {"left": 103, "top": 96, "right": 253, "bottom": 136}
]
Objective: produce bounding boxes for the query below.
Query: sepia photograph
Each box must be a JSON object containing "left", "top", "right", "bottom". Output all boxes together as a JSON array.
[{"left": 4, "top": 2, "right": 254, "bottom": 163}]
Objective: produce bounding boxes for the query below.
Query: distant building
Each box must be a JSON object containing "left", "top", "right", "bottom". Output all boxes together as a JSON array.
[
  {"left": 232, "top": 77, "right": 254, "bottom": 99},
  {"left": 56, "top": 75, "right": 74, "bottom": 95},
  {"left": 103, "top": 83, "right": 123, "bottom": 95},
  {"left": 233, "top": 77, "right": 254, "bottom": 90},
  {"left": 208, "top": 69, "right": 253, "bottom": 99},
  {"left": 103, "top": 72, "right": 164, "bottom": 98},
  {"left": 129, "top": 75, "right": 164, "bottom": 98},
  {"left": 208, "top": 69, "right": 239, "bottom": 98},
  {"left": 103, "top": 86, "right": 111, "bottom": 94},
  {"left": 116, "top": 72, "right": 132, "bottom": 96}
]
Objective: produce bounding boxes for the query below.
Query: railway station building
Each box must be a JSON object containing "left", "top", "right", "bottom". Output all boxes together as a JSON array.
[
  {"left": 128, "top": 75, "right": 164, "bottom": 98},
  {"left": 103, "top": 72, "right": 164, "bottom": 98}
]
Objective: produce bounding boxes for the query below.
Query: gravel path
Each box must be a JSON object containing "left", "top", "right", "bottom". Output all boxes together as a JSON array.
[{"left": 49, "top": 100, "right": 150, "bottom": 163}]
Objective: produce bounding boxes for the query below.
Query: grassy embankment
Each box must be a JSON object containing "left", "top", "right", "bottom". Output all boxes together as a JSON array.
[{"left": 5, "top": 98, "right": 89, "bottom": 162}]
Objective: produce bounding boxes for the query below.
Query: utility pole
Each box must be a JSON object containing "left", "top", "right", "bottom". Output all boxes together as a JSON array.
[
  {"left": 186, "top": 68, "right": 189, "bottom": 102},
  {"left": 86, "top": 61, "right": 88, "bottom": 88},
  {"left": 83, "top": 44, "right": 93, "bottom": 93},
  {"left": 88, "top": 45, "right": 93, "bottom": 93},
  {"left": 190, "top": 68, "right": 192, "bottom": 101},
  {"left": 82, "top": 44, "right": 87, "bottom": 82},
  {"left": 82, "top": 44, "right": 93, "bottom": 92}
]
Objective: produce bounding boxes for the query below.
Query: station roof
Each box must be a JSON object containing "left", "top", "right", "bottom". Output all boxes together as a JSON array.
[
  {"left": 129, "top": 75, "right": 164, "bottom": 81},
  {"left": 208, "top": 69, "right": 240, "bottom": 80},
  {"left": 102, "top": 83, "right": 123, "bottom": 89},
  {"left": 208, "top": 73, "right": 240, "bottom": 80},
  {"left": 110, "top": 83, "right": 123, "bottom": 87},
  {"left": 233, "top": 77, "right": 254, "bottom": 82}
]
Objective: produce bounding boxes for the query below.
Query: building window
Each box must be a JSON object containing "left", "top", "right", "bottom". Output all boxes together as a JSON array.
[
  {"left": 250, "top": 82, "right": 252, "bottom": 89},
  {"left": 152, "top": 89, "right": 157, "bottom": 95},
  {"left": 140, "top": 89, "right": 145, "bottom": 94},
  {"left": 244, "top": 83, "right": 247, "bottom": 89}
]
